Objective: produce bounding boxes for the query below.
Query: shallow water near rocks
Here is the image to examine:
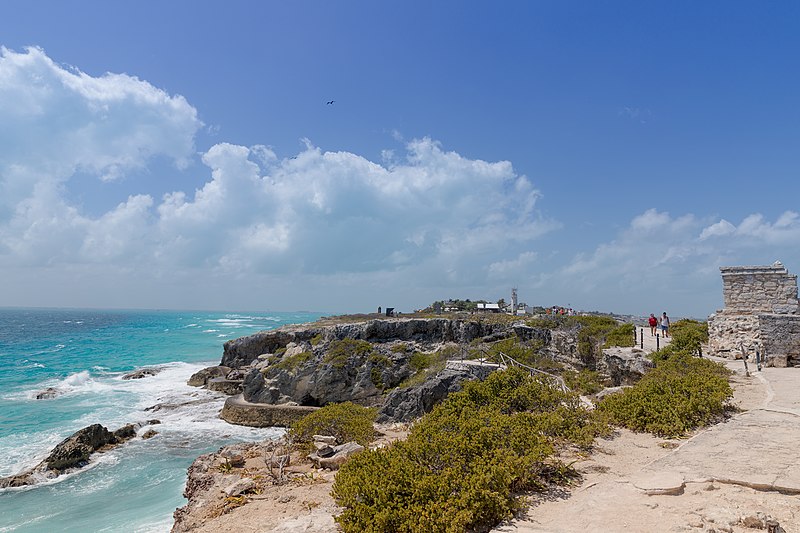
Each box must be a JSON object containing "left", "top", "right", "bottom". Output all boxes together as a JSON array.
[{"left": 0, "top": 308, "right": 322, "bottom": 532}]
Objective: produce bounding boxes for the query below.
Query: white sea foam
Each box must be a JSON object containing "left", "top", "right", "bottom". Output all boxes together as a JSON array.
[
  {"left": 202, "top": 329, "right": 218, "bottom": 333},
  {"left": 64, "top": 370, "right": 91, "bottom": 386}
]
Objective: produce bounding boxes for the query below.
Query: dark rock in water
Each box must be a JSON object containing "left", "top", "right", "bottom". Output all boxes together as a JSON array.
[
  {"left": 112, "top": 423, "right": 138, "bottom": 442},
  {"left": 141, "top": 429, "right": 158, "bottom": 439},
  {"left": 35, "top": 387, "right": 59, "bottom": 400},
  {"left": 122, "top": 368, "right": 162, "bottom": 380},
  {"left": 0, "top": 420, "right": 162, "bottom": 488},
  {"left": 187, "top": 366, "right": 231, "bottom": 387},
  {"left": 45, "top": 423, "right": 116, "bottom": 471}
]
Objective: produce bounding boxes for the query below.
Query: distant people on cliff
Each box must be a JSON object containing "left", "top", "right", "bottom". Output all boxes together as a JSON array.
[
  {"left": 648, "top": 313, "right": 658, "bottom": 336},
  {"left": 661, "top": 312, "right": 670, "bottom": 337}
]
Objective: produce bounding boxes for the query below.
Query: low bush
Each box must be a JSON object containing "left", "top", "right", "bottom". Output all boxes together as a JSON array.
[
  {"left": 603, "top": 323, "right": 635, "bottom": 348},
  {"left": 669, "top": 319, "right": 708, "bottom": 356},
  {"left": 597, "top": 353, "right": 732, "bottom": 437},
  {"left": 397, "top": 346, "right": 458, "bottom": 389},
  {"left": 563, "top": 369, "right": 605, "bottom": 395},
  {"left": 408, "top": 351, "right": 430, "bottom": 371},
  {"left": 323, "top": 338, "right": 374, "bottom": 369},
  {"left": 310, "top": 333, "right": 324, "bottom": 346},
  {"left": 485, "top": 337, "right": 557, "bottom": 370},
  {"left": 332, "top": 367, "right": 607, "bottom": 532},
  {"left": 289, "top": 402, "right": 377, "bottom": 447},
  {"left": 272, "top": 350, "right": 313, "bottom": 372}
]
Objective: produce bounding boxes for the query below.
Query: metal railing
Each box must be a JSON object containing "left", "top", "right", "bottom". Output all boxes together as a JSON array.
[{"left": 493, "top": 351, "right": 570, "bottom": 393}]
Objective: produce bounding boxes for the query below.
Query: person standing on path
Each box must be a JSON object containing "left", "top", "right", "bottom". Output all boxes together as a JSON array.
[
  {"left": 661, "top": 312, "right": 670, "bottom": 338},
  {"left": 648, "top": 313, "right": 658, "bottom": 336}
]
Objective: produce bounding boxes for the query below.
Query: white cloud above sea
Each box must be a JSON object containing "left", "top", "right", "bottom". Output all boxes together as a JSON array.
[
  {"left": 0, "top": 47, "right": 557, "bottom": 305},
  {"left": 3, "top": 46, "right": 800, "bottom": 317}
]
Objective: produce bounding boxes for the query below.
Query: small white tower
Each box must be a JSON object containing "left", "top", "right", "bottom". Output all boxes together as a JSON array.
[{"left": 511, "top": 288, "right": 518, "bottom": 315}]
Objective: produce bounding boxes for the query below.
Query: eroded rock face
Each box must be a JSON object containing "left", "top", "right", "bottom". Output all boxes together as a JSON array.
[
  {"left": 600, "top": 347, "right": 654, "bottom": 386},
  {"left": 378, "top": 367, "right": 478, "bottom": 422},
  {"left": 220, "top": 318, "right": 504, "bottom": 369}
]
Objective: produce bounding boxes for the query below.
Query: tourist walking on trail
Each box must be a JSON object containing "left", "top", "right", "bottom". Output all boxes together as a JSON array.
[
  {"left": 648, "top": 313, "right": 658, "bottom": 336},
  {"left": 661, "top": 312, "right": 670, "bottom": 337}
]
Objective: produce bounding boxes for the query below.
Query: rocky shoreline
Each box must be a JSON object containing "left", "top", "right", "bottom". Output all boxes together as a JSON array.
[{"left": 0, "top": 420, "right": 160, "bottom": 489}]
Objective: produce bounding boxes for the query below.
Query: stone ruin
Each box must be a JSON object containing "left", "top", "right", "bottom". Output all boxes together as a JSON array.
[{"left": 707, "top": 261, "right": 800, "bottom": 367}]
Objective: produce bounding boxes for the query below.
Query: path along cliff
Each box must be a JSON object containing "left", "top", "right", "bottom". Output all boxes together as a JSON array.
[{"left": 494, "top": 355, "right": 799, "bottom": 532}]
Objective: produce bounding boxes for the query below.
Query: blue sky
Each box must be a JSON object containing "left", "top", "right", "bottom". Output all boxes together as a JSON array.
[{"left": 1, "top": 1, "right": 799, "bottom": 317}]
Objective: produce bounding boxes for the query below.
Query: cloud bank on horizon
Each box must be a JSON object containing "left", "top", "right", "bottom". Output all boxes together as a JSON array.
[{"left": 1, "top": 47, "right": 799, "bottom": 317}]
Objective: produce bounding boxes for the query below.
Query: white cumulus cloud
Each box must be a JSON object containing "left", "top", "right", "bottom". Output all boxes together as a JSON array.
[{"left": 0, "top": 46, "right": 558, "bottom": 308}]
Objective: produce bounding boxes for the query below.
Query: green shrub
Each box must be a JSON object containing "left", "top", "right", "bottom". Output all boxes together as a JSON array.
[
  {"left": 272, "top": 350, "right": 313, "bottom": 372},
  {"left": 324, "top": 338, "right": 374, "bottom": 369},
  {"left": 525, "top": 316, "right": 565, "bottom": 329},
  {"left": 486, "top": 337, "right": 556, "bottom": 370},
  {"left": 597, "top": 353, "right": 732, "bottom": 437},
  {"left": 563, "top": 369, "right": 605, "bottom": 395},
  {"left": 368, "top": 354, "right": 391, "bottom": 389},
  {"left": 603, "top": 323, "right": 635, "bottom": 348},
  {"left": 332, "top": 367, "right": 606, "bottom": 532},
  {"left": 573, "top": 316, "right": 620, "bottom": 361},
  {"left": 398, "top": 346, "right": 458, "bottom": 389},
  {"left": 391, "top": 343, "right": 409, "bottom": 353},
  {"left": 650, "top": 320, "right": 709, "bottom": 362},
  {"left": 409, "top": 351, "right": 430, "bottom": 371},
  {"left": 669, "top": 319, "right": 708, "bottom": 356},
  {"left": 289, "top": 402, "right": 377, "bottom": 447},
  {"left": 310, "top": 333, "right": 324, "bottom": 346}
]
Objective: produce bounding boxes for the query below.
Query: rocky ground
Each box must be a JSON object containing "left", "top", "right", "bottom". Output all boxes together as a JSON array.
[{"left": 174, "top": 336, "right": 800, "bottom": 533}]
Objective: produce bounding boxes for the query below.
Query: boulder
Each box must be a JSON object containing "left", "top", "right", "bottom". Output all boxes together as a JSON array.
[
  {"left": 601, "top": 347, "right": 654, "bottom": 386},
  {"left": 141, "top": 429, "right": 158, "bottom": 439},
  {"left": 187, "top": 366, "right": 231, "bottom": 387},
  {"left": 121, "top": 368, "right": 161, "bottom": 380},
  {"left": 223, "top": 477, "right": 255, "bottom": 497},
  {"left": 45, "top": 423, "right": 116, "bottom": 471},
  {"left": 595, "top": 385, "right": 631, "bottom": 400},
  {"left": 309, "top": 441, "right": 365, "bottom": 470},
  {"left": 35, "top": 387, "right": 59, "bottom": 399}
]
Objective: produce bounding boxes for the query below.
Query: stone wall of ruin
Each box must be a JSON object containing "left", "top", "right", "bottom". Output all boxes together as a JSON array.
[
  {"left": 707, "top": 313, "right": 760, "bottom": 357},
  {"left": 759, "top": 314, "right": 800, "bottom": 367},
  {"left": 720, "top": 264, "right": 799, "bottom": 314},
  {"left": 708, "top": 262, "right": 799, "bottom": 366}
]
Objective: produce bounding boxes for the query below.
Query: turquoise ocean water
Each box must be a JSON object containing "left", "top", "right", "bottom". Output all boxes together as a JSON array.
[{"left": 0, "top": 308, "right": 323, "bottom": 532}]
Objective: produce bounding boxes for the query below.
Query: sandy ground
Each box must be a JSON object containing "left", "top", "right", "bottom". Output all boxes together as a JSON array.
[{"left": 176, "top": 354, "right": 799, "bottom": 533}]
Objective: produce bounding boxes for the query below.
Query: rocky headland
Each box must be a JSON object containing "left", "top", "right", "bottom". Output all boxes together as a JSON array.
[{"left": 187, "top": 315, "right": 649, "bottom": 427}]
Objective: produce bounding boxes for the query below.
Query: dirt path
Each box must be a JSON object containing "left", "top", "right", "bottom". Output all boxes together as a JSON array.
[{"left": 493, "top": 360, "right": 800, "bottom": 533}]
